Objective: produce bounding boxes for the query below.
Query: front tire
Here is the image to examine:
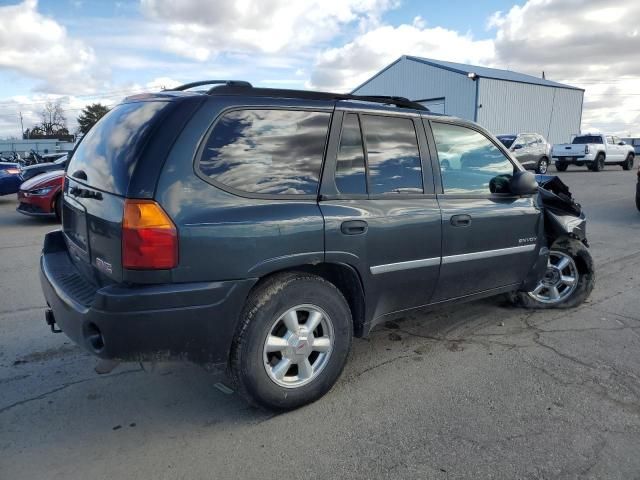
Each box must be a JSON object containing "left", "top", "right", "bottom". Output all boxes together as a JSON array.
[
  {"left": 622, "top": 154, "right": 634, "bottom": 171},
  {"left": 536, "top": 157, "right": 549, "bottom": 174},
  {"left": 229, "top": 272, "right": 352, "bottom": 410},
  {"left": 511, "top": 237, "right": 594, "bottom": 309}
]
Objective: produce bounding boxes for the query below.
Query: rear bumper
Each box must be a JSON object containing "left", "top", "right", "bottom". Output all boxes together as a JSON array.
[
  {"left": 17, "top": 202, "right": 54, "bottom": 216},
  {"left": 40, "top": 230, "right": 256, "bottom": 365},
  {"left": 553, "top": 153, "right": 595, "bottom": 164}
]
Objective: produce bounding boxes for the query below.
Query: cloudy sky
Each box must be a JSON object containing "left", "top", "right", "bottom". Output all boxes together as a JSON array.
[{"left": 0, "top": 0, "right": 638, "bottom": 139}]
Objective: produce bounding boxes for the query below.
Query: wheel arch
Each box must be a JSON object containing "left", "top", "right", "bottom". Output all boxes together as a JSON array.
[
  {"left": 246, "top": 262, "right": 367, "bottom": 337},
  {"left": 550, "top": 236, "right": 592, "bottom": 277}
]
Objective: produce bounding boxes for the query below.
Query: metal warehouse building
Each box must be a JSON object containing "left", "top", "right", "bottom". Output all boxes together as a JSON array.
[{"left": 352, "top": 55, "right": 584, "bottom": 144}]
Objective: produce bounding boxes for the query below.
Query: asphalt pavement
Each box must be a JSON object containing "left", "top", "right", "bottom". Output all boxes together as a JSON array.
[{"left": 1, "top": 165, "right": 639, "bottom": 479}]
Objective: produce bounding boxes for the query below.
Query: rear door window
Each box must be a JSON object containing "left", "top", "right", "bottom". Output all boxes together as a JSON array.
[
  {"left": 67, "top": 101, "right": 170, "bottom": 195},
  {"left": 199, "top": 109, "right": 330, "bottom": 196},
  {"left": 335, "top": 114, "right": 367, "bottom": 195},
  {"left": 360, "top": 115, "right": 423, "bottom": 195},
  {"left": 431, "top": 122, "right": 515, "bottom": 195}
]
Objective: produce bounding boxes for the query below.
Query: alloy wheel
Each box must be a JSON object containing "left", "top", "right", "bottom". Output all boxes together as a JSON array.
[
  {"left": 528, "top": 251, "right": 579, "bottom": 304},
  {"left": 538, "top": 158, "right": 549, "bottom": 174},
  {"left": 263, "top": 304, "right": 334, "bottom": 388}
]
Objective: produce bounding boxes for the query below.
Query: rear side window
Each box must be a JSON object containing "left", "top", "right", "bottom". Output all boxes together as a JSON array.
[
  {"left": 67, "top": 101, "right": 170, "bottom": 195},
  {"left": 432, "top": 122, "right": 515, "bottom": 195},
  {"left": 199, "top": 109, "right": 330, "bottom": 195},
  {"left": 335, "top": 114, "right": 367, "bottom": 195},
  {"left": 361, "top": 115, "right": 423, "bottom": 194}
]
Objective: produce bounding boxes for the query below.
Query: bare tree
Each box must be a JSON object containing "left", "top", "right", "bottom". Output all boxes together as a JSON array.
[
  {"left": 39, "top": 101, "right": 67, "bottom": 136},
  {"left": 24, "top": 101, "right": 70, "bottom": 139}
]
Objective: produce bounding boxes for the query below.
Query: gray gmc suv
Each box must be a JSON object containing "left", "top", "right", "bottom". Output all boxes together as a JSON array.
[{"left": 40, "top": 81, "right": 595, "bottom": 410}]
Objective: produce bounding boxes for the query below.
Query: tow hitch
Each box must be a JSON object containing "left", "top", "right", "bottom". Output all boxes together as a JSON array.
[{"left": 45, "top": 309, "right": 62, "bottom": 333}]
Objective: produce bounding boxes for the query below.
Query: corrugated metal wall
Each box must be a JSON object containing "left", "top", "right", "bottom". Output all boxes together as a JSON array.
[
  {"left": 352, "top": 58, "right": 477, "bottom": 120},
  {"left": 476, "top": 78, "right": 583, "bottom": 144}
]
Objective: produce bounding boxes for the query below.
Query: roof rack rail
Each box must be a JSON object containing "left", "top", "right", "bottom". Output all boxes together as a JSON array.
[
  {"left": 168, "top": 80, "right": 253, "bottom": 92},
  {"left": 205, "top": 85, "right": 428, "bottom": 111}
]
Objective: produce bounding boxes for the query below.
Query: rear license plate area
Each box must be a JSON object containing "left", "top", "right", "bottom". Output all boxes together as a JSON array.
[{"left": 62, "top": 197, "right": 90, "bottom": 261}]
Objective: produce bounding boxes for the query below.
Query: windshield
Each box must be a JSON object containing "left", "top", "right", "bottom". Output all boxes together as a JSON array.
[
  {"left": 572, "top": 135, "right": 603, "bottom": 144},
  {"left": 497, "top": 135, "right": 516, "bottom": 148},
  {"left": 66, "top": 101, "right": 170, "bottom": 195}
]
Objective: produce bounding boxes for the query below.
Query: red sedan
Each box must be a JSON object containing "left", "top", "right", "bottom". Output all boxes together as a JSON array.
[{"left": 17, "top": 170, "right": 65, "bottom": 219}]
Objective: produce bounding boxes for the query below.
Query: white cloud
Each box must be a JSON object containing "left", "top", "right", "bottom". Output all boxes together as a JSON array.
[
  {"left": 488, "top": 0, "right": 640, "bottom": 135},
  {"left": 140, "top": 0, "right": 398, "bottom": 60},
  {"left": 0, "top": 0, "right": 103, "bottom": 94},
  {"left": 309, "top": 22, "right": 494, "bottom": 91},
  {"left": 310, "top": 0, "right": 640, "bottom": 135},
  {"left": 0, "top": 76, "right": 182, "bottom": 138},
  {"left": 1, "top": 0, "right": 639, "bottom": 138}
]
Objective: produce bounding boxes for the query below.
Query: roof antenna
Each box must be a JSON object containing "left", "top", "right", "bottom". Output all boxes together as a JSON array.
[{"left": 542, "top": 71, "right": 546, "bottom": 79}]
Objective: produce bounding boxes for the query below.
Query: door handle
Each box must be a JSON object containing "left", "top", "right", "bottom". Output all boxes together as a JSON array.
[
  {"left": 450, "top": 214, "right": 472, "bottom": 227},
  {"left": 341, "top": 220, "right": 368, "bottom": 235}
]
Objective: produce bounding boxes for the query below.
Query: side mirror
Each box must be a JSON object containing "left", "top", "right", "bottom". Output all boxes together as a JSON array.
[
  {"left": 512, "top": 144, "right": 524, "bottom": 150},
  {"left": 618, "top": 141, "right": 626, "bottom": 146},
  {"left": 509, "top": 171, "right": 538, "bottom": 195}
]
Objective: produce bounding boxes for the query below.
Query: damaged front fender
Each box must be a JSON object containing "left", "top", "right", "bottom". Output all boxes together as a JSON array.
[{"left": 535, "top": 174, "right": 588, "bottom": 244}]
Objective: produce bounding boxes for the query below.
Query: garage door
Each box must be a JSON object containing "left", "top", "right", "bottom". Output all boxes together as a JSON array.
[{"left": 418, "top": 97, "right": 445, "bottom": 114}]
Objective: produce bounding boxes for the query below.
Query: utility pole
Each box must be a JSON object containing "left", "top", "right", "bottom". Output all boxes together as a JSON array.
[{"left": 19, "top": 111, "right": 24, "bottom": 139}]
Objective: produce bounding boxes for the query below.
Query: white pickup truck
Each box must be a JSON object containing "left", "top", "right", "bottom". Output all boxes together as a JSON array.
[{"left": 552, "top": 134, "right": 635, "bottom": 172}]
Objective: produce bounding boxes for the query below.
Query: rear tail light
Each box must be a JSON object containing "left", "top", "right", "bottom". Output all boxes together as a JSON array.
[
  {"left": 122, "top": 199, "right": 177, "bottom": 270},
  {"left": 585, "top": 145, "right": 590, "bottom": 154}
]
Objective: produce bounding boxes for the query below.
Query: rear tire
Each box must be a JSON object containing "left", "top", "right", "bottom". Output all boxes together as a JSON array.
[
  {"left": 510, "top": 237, "right": 594, "bottom": 309},
  {"left": 590, "top": 153, "right": 605, "bottom": 172},
  {"left": 622, "top": 154, "right": 634, "bottom": 171},
  {"left": 229, "top": 272, "right": 352, "bottom": 411},
  {"left": 555, "top": 162, "right": 568, "bottom": 172},
  {"left": 536, "top": 157, "right": 549, "bottom": 174}
]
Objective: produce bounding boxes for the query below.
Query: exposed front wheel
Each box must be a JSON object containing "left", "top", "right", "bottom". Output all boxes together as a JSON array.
[
  {"left": 229, "top": 272, "right": 352, "bottom": 410},
  {"left": 536, "top": 157, "right": 549, "bottom": 174},
  {"left": 511, "top": 237, "right": 595, "bottom": 309},
  {"left": 622, "top": 154, "right": 634, "bottom": 171}
]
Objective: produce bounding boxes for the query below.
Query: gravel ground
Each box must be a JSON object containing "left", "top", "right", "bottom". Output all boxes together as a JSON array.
[{"left": 1, "top": 165, "right": 639, "bottom": 479}]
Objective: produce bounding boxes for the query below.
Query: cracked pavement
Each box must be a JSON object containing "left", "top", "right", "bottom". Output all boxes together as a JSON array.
[{"left": 1, "top": 167, "right": 639, "bottom": 479}]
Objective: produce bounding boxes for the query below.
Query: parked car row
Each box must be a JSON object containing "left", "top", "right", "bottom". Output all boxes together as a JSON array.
[
  {"left": 0, "top": 150, "right": 65, "bottom": 167},
  {"left": 0, "top": 155, "right": 66, "bottom": 218}
]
